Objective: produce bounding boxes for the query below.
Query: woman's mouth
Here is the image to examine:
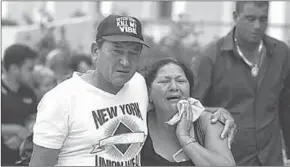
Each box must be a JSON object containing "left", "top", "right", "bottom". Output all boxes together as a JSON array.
[{"left": 166, "top": 95, "right": 182, "bottom": 102}]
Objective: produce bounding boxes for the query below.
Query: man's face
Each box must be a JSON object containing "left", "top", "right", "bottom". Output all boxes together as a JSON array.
[
  {"left": 96, "top": 40, "right": 142, "bottom": 87},
  {"left": 17, "top": 59, "right": 36, "bottom": 87},
  {"left": 234, "top": 2, "right": 269, "bottom": 43}
]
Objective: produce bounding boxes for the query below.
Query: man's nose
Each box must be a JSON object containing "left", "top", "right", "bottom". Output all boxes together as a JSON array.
[
  {"left": 119, "top": 55, "right": 130, "bottom": 67},
  {"left": 253, "top": 20, "right": 261, "bottom": 30}
]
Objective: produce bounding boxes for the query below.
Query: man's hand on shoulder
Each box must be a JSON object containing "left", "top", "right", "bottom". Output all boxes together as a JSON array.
[{"left": 205, "top": 107, "right": 237, "bottom": 149}]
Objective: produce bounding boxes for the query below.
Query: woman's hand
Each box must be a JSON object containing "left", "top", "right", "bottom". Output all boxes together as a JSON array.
[{"left": 176, "top": 104, "right": 195, "bottom": 144}]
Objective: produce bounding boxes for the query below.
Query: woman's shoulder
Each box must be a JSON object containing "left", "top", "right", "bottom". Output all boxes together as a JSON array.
[
  {"left": 198, "top": 112, "right": 212, "bottom": 125},
  {"left": 198, "top": 111, "right": 224, "bottom": 132}
]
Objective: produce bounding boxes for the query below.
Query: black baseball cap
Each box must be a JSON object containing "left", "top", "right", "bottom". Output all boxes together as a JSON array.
[{"left": 96, "top": 15, "right": 149, "bottom": 47}]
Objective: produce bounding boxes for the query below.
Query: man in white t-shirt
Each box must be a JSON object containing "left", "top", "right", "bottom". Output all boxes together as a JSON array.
[{"left": 29, "top": 15, "right": 237, "bottom": 166}]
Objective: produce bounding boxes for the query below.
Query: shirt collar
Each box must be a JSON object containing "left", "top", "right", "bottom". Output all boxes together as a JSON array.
[{"left": 221, "top": 27, "right": 277, "bottom": 56}]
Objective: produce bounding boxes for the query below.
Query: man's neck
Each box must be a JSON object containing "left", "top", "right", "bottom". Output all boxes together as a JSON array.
[
  {"left": 92, "top": 70, "right": 123, "bottom": 95},
  {"left": 235, "top": 29, "right": 261, "bottom": 52},
  {"left": 2, "top": 74, "right": 20, "bottom": 93}
]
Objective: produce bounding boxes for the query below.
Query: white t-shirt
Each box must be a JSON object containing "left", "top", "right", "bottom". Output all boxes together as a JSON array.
[{"left": 33, "top": 72, "right": 149, "bottom": 166}]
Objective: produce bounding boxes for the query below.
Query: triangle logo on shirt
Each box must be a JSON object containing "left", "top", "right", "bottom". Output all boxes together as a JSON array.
[{"left": 113, "top": 122, "right": 133, "bottom": 154}]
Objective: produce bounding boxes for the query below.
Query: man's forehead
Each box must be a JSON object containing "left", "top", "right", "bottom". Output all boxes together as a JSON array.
[
  {"left": 241, "top": 2, "right": 269, "bottom": 14},
  {"left": 111, "top": 41, "right": 142, "bottom": 49}
]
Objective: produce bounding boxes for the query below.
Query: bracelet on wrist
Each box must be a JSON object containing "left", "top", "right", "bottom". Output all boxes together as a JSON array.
[{"left": 181, "top": 137, "right": 196, "bottom": 148}]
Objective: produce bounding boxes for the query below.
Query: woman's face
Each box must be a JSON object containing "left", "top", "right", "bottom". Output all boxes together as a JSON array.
[{"left": 149, "top": 63, "right": 190, "bottom": 118}]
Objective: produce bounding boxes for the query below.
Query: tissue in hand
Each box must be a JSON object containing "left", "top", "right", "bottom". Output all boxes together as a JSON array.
[{"left": 166, "top": 97, "right": 205, "bottom": 126}]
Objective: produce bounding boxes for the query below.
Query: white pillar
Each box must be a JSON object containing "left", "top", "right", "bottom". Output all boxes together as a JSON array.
[
  {"left": 100, "top": 1, "right": 113, "bottom": 17},
  {"left": 82, "top": 2, "right": 90, "bottom": 14},
  {"left": 267, "top": 1, "right": 286, "bottom": 41},
  {"left": 141, "top": 1, "right": 152, "bottom": 19},
  {"left": 2, "top": 1, "right": 8, "bottom": 18},
  {"left": 46, "top": 1, "right": 55, "bottom": 16},
  {"left": 171, "top": 1, "right": 186, "bottom": 21},
  {"left": 221, "top": 1, "right": 234, "bottom": 36}
]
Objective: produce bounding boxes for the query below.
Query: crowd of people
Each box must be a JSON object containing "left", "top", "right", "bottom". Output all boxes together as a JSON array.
[
  {"left": 1, "top": 1, "right": 290, "bottom": 166},
  {"left": 1, "top": 25, "right": 95, "bottom": 165}
]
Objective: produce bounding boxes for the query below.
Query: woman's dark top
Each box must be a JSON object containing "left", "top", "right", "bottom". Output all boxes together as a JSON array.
[{"left": 141, "top": 110, "right": 205, "bottom": 166}]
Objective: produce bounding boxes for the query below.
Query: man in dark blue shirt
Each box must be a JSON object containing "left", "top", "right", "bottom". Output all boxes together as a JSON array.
[{"left": 1, "top": 44, "right": 38, "bottom": 165}]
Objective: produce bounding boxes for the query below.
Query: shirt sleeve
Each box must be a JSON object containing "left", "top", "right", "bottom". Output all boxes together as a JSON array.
[
  {"left": 33, "top": 90, "right": 69, "bottom": 149},
  {"left": 190, "top": 44, "right": 215, "bottom": 104},
  {"left": 279, "top": 45, "right": 290, "bottom": 158}
]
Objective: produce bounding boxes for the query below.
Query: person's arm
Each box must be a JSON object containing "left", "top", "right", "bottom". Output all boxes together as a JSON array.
[
  {"left": 191, "top": 48, "right": 237, "bottom": 147},
  {"left": 190, "top": 48, "right": 213, "bottom": 102},
  {"left": 2, "top": 124, "right": 30, "bottom": 140},
  {"left": 204, "top": 107, "right": 237, "bottom": 148},
  {"left": 29, "top": 144, "right": 60, "bottom": 166},
  {"left": 178, "top": 112, "right": 235, "bottom": 166},
  {"left": 279, "top": 46, "right": 290, "bottom": 158},
  {"left": 29, "top": 91, "right": 69, "bottom": 166}
]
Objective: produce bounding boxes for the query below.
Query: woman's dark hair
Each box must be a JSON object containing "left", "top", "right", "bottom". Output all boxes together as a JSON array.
[{"left": 145, "top": 58, "right": 195, "bottom": 95}]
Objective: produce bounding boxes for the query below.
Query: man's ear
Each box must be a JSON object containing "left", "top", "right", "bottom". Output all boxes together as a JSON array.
[
  {"left": 91, "top": 41, "right": 99, "bottom": 63},
  {"left": 233, "top": 11, "right": 238, "bottom": 23}
]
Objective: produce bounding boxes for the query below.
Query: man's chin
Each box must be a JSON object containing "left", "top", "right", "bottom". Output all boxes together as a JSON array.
[
  {"left": 112, "top": 79, "right": 129, "bottom": 88},
  {"left": 249, "top": 35, "right": 262, "bottom": 43}
]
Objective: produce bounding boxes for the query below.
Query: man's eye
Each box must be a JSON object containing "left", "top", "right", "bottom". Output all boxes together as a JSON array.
[
  {"left": 260, "top": 17, "right": 268, "bottom": 22},
  {"left": 129, "top": 51, "right": 138, "bottom": 56},
  {"left": 246, "top": 16, "right": 256, "bottom": 22},
  {"left": 112, "top": 50, "right": 123, "bottom": 54}
]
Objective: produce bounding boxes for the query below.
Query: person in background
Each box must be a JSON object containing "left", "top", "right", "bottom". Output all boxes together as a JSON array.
[
  {"left": 14, "top": 65, "right": 57, "bottom": 166},
  {"left": 32, "top": 64, "right": 57, "bottom": 102},
  {"left": 45, "top": 49, "right": 72, "bottom": 84},
  {"left": 1, "top": 44, "right": 38, "bottom": 166},
  {"left": 25, "top": 64, "right": 58, "bottom": 133},
  {"left": 69, "top": 54, "right": 94, "bottom": 73},
  {"left": 191, "top": 1, "right": 290, "bottom": 165}
]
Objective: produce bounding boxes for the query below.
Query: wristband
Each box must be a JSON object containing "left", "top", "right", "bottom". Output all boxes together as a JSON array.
[{"left": 181, "top": 137, "right": 196, "bottom": 148}]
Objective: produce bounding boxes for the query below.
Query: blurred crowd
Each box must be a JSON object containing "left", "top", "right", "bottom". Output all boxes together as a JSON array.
[{"left": 1, "top": 21, "right": 96, "bottom": 165}]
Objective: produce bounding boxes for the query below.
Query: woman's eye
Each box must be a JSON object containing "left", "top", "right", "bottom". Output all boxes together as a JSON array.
[
  {"left": 158, "top": 80, "right": 168, "bottom": 83},
  {"left": 177, "top": 79, "right": 187, "bottom": 83}
]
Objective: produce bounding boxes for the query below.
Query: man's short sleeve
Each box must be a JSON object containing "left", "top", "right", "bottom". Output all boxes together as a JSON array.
[{"left": 33, "top": 91, "right": 69, "bottom": 149}]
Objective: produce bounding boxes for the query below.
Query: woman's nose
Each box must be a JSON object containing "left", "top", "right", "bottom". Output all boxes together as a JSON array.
[{"left": 169, "top": 81, "right": 179, "bottom": 91}]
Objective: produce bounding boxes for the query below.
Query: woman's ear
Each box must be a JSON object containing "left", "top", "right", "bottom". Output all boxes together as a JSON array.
[{"left": 147, "top": 90, "right": 154, "bottom": 111}]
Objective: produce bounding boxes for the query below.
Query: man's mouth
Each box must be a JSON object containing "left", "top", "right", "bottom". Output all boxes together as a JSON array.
[
  {"left": 251, "top": 33, "right": 261, "bottom": 37},
  {"left": 116, "top": 70, "right": 130, "bottom": 74}
]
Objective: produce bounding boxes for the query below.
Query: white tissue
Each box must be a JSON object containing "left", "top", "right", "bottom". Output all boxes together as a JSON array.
[{"left": 166, "top": 97, "right": 205, "bottom": 126}]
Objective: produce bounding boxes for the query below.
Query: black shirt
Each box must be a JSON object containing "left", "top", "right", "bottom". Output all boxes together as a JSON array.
[
  {"left": 141, "top": 113, "right": 205, "bottom": 166},
  {"left": 1, "top": 80, "right": 37, "bottom": 126}
]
